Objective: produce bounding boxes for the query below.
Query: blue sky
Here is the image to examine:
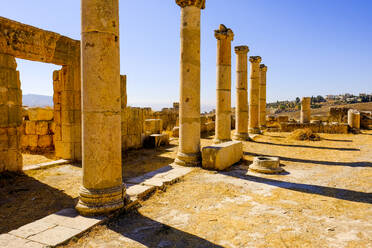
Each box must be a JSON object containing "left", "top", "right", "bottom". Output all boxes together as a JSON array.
[{"left": 1, "top": 0, "right": 371, "bottom": 110}]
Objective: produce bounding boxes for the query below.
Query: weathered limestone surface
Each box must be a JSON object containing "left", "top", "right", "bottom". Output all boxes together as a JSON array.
[
  {"left": 280, "top": 122, "right": 349, "bottom": 134},
  {"left": 77, "top": 0, "right": 125, "bottom": 215},
  {"left": 233, "top": 46, "right": 250, "bottom": 141},
  {"left": 248, "top": 56, "right": 262, "bottom": 134},
  {"left": 0, "top": 53, "right": 22, "bottom": 172},
  {"left": 259, "top": 64, "right": 268, "bottom": 129},
  {"left": 175, "top": 0, "right": 205, "bottom": 166},
  {"left": 249, "top": 156, "right": 283, "bottom": 174},
  {"left": 202, "top": 141, "right": 243, "bottom": 171},
  {"left": 348, "top": 109, "right": 360, "bottom": 130},
  {"left": 300, "top": 97, "right": 311, "bottom": 124},
  {"left": 144, "top": 119, "right": 163, "bottom": 135},
  {"left": 214, "top": 24, "right": 234, "bottom": 144}
]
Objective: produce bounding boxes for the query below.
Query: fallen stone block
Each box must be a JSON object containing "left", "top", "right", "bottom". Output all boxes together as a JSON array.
[
  {"left": 144, "top": 134, "right": 169, "bottom": 148},
  {"left": 172, "top": 126, "right": 179, "bottom": 137},
  {"left": 202, "top": 141, "right": 243, "bottom": 170}
]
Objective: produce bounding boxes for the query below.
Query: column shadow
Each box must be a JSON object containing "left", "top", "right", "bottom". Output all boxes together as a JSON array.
[
  {"left": 252, "top": 141, "right": 359, "bottom": 151},
  {"left": 221, "top": 170, "right": 372, "bottom": 204},
  {"left": 0, "top": 171, "right": 76, "bottom": 234},
  {"left": 107, "top": 212, "right": 224, "bottom": 248},
  {"left": 243, "top": 151, "right": 372, "bottom": 168}
]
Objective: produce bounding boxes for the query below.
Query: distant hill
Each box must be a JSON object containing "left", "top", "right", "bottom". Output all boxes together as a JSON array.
[{"left": 22, "top": 94, "right": 53, "bottom": 107}]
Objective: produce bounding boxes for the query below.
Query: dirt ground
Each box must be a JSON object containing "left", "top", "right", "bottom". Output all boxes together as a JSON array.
[
  {"left": 1, "top": 131, "right": 371, "bottom": 247},
  {"left": 57, "top": 131, "right": 372, "bottom": 248}
]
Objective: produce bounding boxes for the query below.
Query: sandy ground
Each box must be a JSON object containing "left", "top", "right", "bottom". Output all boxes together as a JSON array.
[
  {"left": 57, "top": 131, "right": 372, "bottom": 248},
  {"left": 1, "top": 131, "right": 371, "bottom": 247}
]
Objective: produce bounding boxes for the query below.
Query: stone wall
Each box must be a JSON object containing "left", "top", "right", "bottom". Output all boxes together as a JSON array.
[
  {"left": 0, "top": 54, "right": 22, "bottom": 172},
  {"left": 147, "top": 109, "right": 178, "bottom": 131},
  {"left": 329, "top": 107, "right": 349, "bottom": 123},
  {"left": 280, "top": 122, "right": 348, "bottom": 134}
]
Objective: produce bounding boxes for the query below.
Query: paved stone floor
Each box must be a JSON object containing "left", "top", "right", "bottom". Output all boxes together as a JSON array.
[{"left": 60, "top": 131, "right": 372, "bottom": 248}]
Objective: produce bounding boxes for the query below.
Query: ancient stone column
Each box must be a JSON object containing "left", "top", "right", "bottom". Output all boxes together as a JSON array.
[
  {"left": 348, "top": 109, "right": 360, "bottom": 129},
  {"left": 300, "top": 97, "right": 311, "bottom": 124},
  {"left": 248, "top": 56, "right": 262, "bottom": 134},
  {"left": 259, "top": 64, "right": 268, "bottom": 129},
  {"left": 174, "top": 0, "right": 205, "bottom": 167},
  {"left": 233, "top": 46, "right": 250, "bottom": 141},
  {"left": 214, "top": 24, "right": 234, "bottom": 144},
  {"left": 77, "top": 0, "right": 125, "bottom": 215}
]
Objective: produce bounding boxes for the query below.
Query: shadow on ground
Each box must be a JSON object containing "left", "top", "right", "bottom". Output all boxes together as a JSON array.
[
  {"left": 107, "top": 212, "right": 224, "bottom": 248},
  {"left": 0, "top": 172, "right": 76, "bottom": 234},
  {"left": 243, "top": 151, "right": 372, "bottom": 168},
  {"left": 222, "top": 169, "right": 372, "bottom": 204},
  {"left": 253, "top": 141, "right": 359, "bottom": 151}
]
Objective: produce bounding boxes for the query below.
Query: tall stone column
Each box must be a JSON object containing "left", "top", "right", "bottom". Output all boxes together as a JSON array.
[
  {"left": 174, "top": 0, "right": 205, "bottom": 167},
  {"left": 259, "top": 64, "right": 268, "bottom": 129},
  {"left": 214, "top": 24, "right": 234, "bottom": 144},
  {"left": 77, "top": 0, "right": 125, "bottom": 215},
  {"left": 248, "top": 56, "right": 262, "bottom": 134},
  {"left": 233, "top": 46, "right": 250, "bottom": 141},
  {"left": 300, "top": 97, "right": 311, "bottom": 124}
]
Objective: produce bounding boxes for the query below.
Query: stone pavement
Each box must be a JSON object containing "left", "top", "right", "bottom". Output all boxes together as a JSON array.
[{"left": 0, "top": 164, "right": 194, "bottom": 247}]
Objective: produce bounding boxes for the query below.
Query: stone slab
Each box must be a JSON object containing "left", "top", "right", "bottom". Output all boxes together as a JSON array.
[
  {"left": 0, "top": 234, "right": 44, "bottom": 248},
  {"left": 27, "top": 225, "right": 81, "bottom": 246},
  {"left": 41, "top": 208, "right": 104, "bottom": 231},
  {"left": 126, "top": 184, "right": 156, "bottom": 200},
  {"left": 202, "top": 141, "right": 243, "bottom": 170},
  {"left": 9, "top": 220, "right": 56, "bottom": 239}
]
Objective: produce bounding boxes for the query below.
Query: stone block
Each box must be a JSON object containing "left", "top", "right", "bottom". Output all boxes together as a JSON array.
[
  {"left": 144, "top": 134, "right": 169, "bottom": 148},
  {"left": 202, "top": 141, "right": 243, "bottom": 170},
  {"left": 278, "top": 115, "right": 289, "bottom": 123},
  {"left": 28, "top": 135, "right": 38, "bottom": 147},
  {"left": 36, "top": 121, "right": 49, "bottom": 135},
  {"left": 28, "top": 108, "right": 54, "bottom": 121},
  {"left": 0, "top": 133, "right": 8, "bottom": 150},
  {"left": 144, "top": 119, "right": 163, "bottom": 134},
  {"left": 20, "top": 135, "right": 29, "bottom": 148},
  {"left": 38, "top": 135, "right": 53, "bottom": 148},
  {"left": 27, "top": 225, "right": 81, "bottom": 247},
  {"left": 172, "top": 126, "right": 179, "bottom": 137}
]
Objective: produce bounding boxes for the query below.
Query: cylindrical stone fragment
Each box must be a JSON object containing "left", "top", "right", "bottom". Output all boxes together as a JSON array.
[
  {"left": 77, "top": 0, "right": 125, "bottom": 216},
  {"left": 174, "top": 0, "right": 205, "bottom": 167},
  {"left": 259, "top": 64, "right": 268, "bottom": 129},
  {"left": 214, "top": 24, "right": 234, "bottom": 144},
  {"left": 348, "top": 109, "right": 360, "bottom": 129},
  {"left": 248, "top": 56, "right": 262, "bottom": 134},
  {"left": 300, "top": 97, "right": 311, "bottom": 124},
  {"left": 233, "top": 46, "right": 250, "bottom": 141}
]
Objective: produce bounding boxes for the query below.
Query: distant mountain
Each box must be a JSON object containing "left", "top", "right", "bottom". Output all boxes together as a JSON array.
[{"left": 22, "top": 94, "right": 53, "bottom": 107}]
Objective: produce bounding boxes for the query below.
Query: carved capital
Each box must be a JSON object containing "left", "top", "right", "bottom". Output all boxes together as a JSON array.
[
  {"left": 235, "top": 46, "right": 249, "bottom": 54},
  {"left": 214, "top": 24, "right": 234, "bottom": 41},
  {"left": 249, "top": 56, "right": 262, "bottom": 64},
  {"left": 260, "top": 64, "right": 268, "bottom": 72},
  {"left": 176, "top": 0, "right": 206, "bottom": 9}
]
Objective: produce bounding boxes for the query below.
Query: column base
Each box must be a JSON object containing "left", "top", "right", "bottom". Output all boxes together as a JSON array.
[
  {"left": 76, "top": 184, "right": 126, "bottom": 216},
  {"left": 213, "top": 138, "right": 232, "bottom": 144},
  {"left": 232, "top": 132, "right": 251, "bottom": 141},
  {"left": 174, "top": 152, "right": 201, "bottom": 167},
  {"left": 248, "top": 128, "right": 261, "bottom": 134}
]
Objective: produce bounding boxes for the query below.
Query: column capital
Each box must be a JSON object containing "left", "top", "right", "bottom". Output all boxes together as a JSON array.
[
  {"left": 249, "top": 56, "right": 262, "bottom": 64},
  {"left": 214, "top": 24, "right": 234, "bottom": 41},
  {"left": 176, "top": 0, "right": 206, "bottom": 9},
  {"left": 260, "top": 64, "right": 268, "bottom": 72},
  {"left": 235, "top": 46, "right": 249, "bottom": 54}
]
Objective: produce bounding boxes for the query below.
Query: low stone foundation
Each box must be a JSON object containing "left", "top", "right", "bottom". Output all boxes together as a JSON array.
[{"left": 280, "top": 122, "right": 348, "bottom": 134}]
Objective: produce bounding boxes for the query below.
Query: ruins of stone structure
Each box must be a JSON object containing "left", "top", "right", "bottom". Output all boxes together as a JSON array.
[
  {"left": 300, "top": 97, "right": 311, "bottom": 123},
  {"left": 233, "top": 46, "right": 250, "bottom": 141},
  {"left": 0, "top": 16, "right": 81, "bottom": 171},
  {"left": 214, "top": 24, "right": 234, "bottom": 143},
  {"left": 259, "top": 64, "right": 268, "bottom": 129},
  {"left": 174, "top": 0, "right": 205, "bottom": 167},
  {"left": 76, "top": 0, "right": 125, "bottom": 215},
  {"left": 0, "top": 54, "right": 22, "bottom": 172},
  {"left": 248, "top": 56, "right": 262, "bottom": 134}
]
